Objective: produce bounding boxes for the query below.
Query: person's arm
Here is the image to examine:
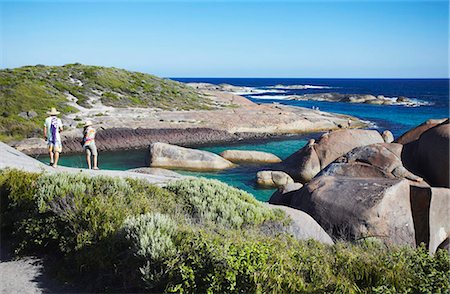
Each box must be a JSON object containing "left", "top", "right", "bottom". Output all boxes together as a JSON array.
[
  {"left": 43, "top": 126, "right": 47, "bottom": 139},
  {"left": 59, "top": 119, "right": 63, "bottom": 132}
]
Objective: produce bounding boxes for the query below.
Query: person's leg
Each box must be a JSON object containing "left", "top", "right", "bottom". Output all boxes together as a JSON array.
[
  {"left": 48, "top": 145, "right": 54, "bottom": 165},
  {"left": 53, "top": 143, "right": 62, "bottom": 167},
  {"left": 93, "top": 155, "right": 98, "bottom": 169},
  {"left": 85, "top": 148, "right": 92, "bottom": 169},
  {"left": 91, "top": 144, "right": 98, "bottom": 169},
  {"left": 53, "top": 152, "right": 60, "bottom": 167}
]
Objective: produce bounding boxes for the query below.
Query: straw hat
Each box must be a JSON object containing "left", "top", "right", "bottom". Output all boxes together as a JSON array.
[
  {"left": 46, "top": 107, "right": 60, "bottom": 115},
  {"left": 83, "top": 120, "right": 93, "bottom": 127}
]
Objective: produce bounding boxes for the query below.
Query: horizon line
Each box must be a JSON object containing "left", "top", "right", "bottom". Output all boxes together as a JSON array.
[{"left": 168, "top": 77, "right": 450, "bottom": 79}]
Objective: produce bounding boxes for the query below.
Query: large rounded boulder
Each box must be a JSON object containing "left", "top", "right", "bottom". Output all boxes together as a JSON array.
[
  {"left": 401, "top": 119, "right": 449, "bottom": 188},
  {"left": 148, "top": 142, "right": 234, "bottom": 171},
  {"left": 270, "top": 176, "right": 416, "bottom": 246},
  {"left": 410, "top": 185, "right": 450, "bottom": 253},
  {"left": 280, "top": 129, "right": 384, "bottom": 183},
  {"left": 415, "top": 119, "right": 449, "bottom": 187},
  {"left": 395, "top": 118, "right": 448, "bottom": 145},
  {"left": 319, "top": 143, "right": 422, "bottom": 181},
  {"left": 220, "top": 150, "right": 282, "bottom": 164}
]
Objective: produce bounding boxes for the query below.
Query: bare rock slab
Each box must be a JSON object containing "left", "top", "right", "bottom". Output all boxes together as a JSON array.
[
  {"left": 127, "top": 167, "right": 183, "bottom": 178},
  {"left": 148, "top": 142, "right": 234, "bottom": 171},
  {"left": 271, "top": 176, "right": 415, "bottom": 246},
  {"left": 220, "top": 150, "right": 281, "bottom": 163}
]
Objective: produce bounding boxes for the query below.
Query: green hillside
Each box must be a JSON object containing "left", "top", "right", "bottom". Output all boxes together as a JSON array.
[{"left": 0, "top": 64, "right": 212, "bottom": 141}]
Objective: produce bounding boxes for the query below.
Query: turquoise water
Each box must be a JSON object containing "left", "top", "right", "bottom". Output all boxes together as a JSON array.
[
  {"left": 36, "top": 137, "right": 309, "bottom": 201},
  {"left": 36, "top": 78, "right": 449, "bottom": 202}
]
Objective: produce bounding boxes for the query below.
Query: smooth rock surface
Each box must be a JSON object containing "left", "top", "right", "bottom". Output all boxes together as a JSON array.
[
  {"left": 0, "top": 142, "right": 176, "bottom": 185},
  {"left": 410, "top": 185, "right": 450, "bottom": 253},
  {"left": 415, "top": 119, "right": 449, "bottom": 187},
  {"left": 127, "top": 167, "right": 183, "bottom": 178},
  {"left": 280, "top": 129, "right": 384, "bottom": 183},
  {"left": 429, "top": 188, "right": 450, "bottom": 253},
  {"left": 256, "top": 170, "right": 294, "bottom": 187},
  {"left": 270, "top": 176, "right": 415, "bottom": 246},
  {"left": 265, "top": 203, "right": 334, "bottom": 245},
  {"left": 220, "top": 150, "right": 282, "bottom": 163},
  {"left": 148, "top": 142, "right": 234, "bottom": 171},
  {"left": 318, "top": 143, "right": 422, "bottom": 181},
  {"left": 396, "top": 118, "right": 448, "bottom": 145}
]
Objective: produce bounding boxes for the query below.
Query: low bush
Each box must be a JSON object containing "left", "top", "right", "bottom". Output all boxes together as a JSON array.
[
  {"left": 165, "top": 178, "right": 285, "bottom": 229},
  {"left": 1, "top": 169, "right": 448, "bottom": 293}
]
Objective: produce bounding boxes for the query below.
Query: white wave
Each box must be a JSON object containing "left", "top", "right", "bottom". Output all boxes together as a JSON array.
[
  {"left": 248, "top": 95, "right": 291, "bottom": 100},
  {"left": 232, "top": 89, "right": 287, "bottom": 95},
  {"left": 360, "top": 119, "right": 378, "bottom": 129},
  {"left": 268, "top": 84, "right": 333, "bottom": 90},
  {"left": 383, "top": 97, "right": 433, "bottom": 107}
]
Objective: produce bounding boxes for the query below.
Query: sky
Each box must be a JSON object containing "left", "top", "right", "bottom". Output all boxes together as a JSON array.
[{"left": 0, "top": 0, "right": 448, "bottom": 78}]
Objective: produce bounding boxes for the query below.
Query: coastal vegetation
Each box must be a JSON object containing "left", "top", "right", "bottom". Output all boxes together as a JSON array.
[
  {"left": 0, "top": 64, "right": 213, "bottom": 141},
  {"left": 1, "top": 168, "right": 448, "bottom": 293}
]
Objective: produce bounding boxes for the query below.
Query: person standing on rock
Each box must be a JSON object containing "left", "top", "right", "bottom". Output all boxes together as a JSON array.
[
  {"left": 82, "top": 121, "right": 99, "bottom": 170},
  {"left": 43, "top": 107, "right": 63, "bottom": 167}
]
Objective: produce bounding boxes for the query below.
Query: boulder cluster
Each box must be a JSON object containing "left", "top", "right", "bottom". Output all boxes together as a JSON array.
[
  {"left": 146, "top": 119, "right": 449, "bottom": 251},
  {"left": 269, "top": 119, "right": 449, "bottom": 252}
]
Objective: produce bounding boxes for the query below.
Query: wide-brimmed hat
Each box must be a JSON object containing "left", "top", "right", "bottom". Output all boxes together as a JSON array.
[
  {"left": 83, "top": 120, "right": 93, "bottom": 127},
  {"left": 46, "top": 107, "right": 60, "bottom": 115}
]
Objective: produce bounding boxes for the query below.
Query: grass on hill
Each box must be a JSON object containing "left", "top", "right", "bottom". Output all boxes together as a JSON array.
[
  {"left": 1, "top": 169, "right": 448, "bottom": 293},
  {"left": 0, "top": 63, "right": 213, "bottom": 142}
]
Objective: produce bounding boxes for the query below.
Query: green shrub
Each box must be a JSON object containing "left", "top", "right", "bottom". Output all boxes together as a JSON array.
[
  {"left": 123, "top": 213, "right": 178, "bottom": 289},
  {"left": 1, "top": 169, "right": 448, "bottom": 293},
  {"left": 165, "top": 178, "right": 285, "bottom": 229},
  {"left": 163, "top": 233, "right": 450, "bottom": 294},
  {"left": 33, "top": 173, "right": 176, "bottom": 252}
]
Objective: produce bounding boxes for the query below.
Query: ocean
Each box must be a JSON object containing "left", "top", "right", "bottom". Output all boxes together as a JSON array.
[{"left": 37, "top": 78, "right": 449, "bottom": 201}]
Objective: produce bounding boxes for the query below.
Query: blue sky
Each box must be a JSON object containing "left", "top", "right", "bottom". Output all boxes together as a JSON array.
[{"left": 1, "top": 1, "right": 448, "bottom": 77}]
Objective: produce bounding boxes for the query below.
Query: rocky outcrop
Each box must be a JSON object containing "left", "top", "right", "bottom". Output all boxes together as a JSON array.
[
  {"left": 256, "top": 171, "right": 294, "bottom": 187},
  {"left": 18, "top": 110, "right": 38, "bottom": 120},
  {"left": 269, "top": 182, "right": 303, "bottom": 206},
  {"left": 395, "top": 118, "right": 447, "bottom": 145},
  {"left": 148, "top": 142, "right": 234, "bottom": 171},
  {"left": 13, "top": 138, "right": 47, "bottom": 154},
  {"left": 288, "top": 93, "right": 420, "bottom": 106},
  {"left": 318, "top": 143, "right": 422, "bottom": 181},
  {"left": 280, "top": 129, "right": 384, "bottom": 183},
  {"left": 429, "top": 188, "right": 450, "bottom": 253},
  {"left": 410, "top": 185, "right": 450, "bottom": 253},
  {"left": 16, "top": 128, "right": 285, "bottom": 155},
  {"left": 270, "top": 176, "right": 415, "bottom": 246},
  {"left": 402, "top": 119, "right": 449, "bottom": 187},
  {"left": 220, "top": 150, "right": 281, "bottom": 163},
  {"left": 0, "top": 142, "right": 176, "bottom": 185},
  {"left": 127, "top": 167, "right": 183, "bottom": 178},
  {"left": 265, "top": 204, "right": 333, "bottom": 245}
]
